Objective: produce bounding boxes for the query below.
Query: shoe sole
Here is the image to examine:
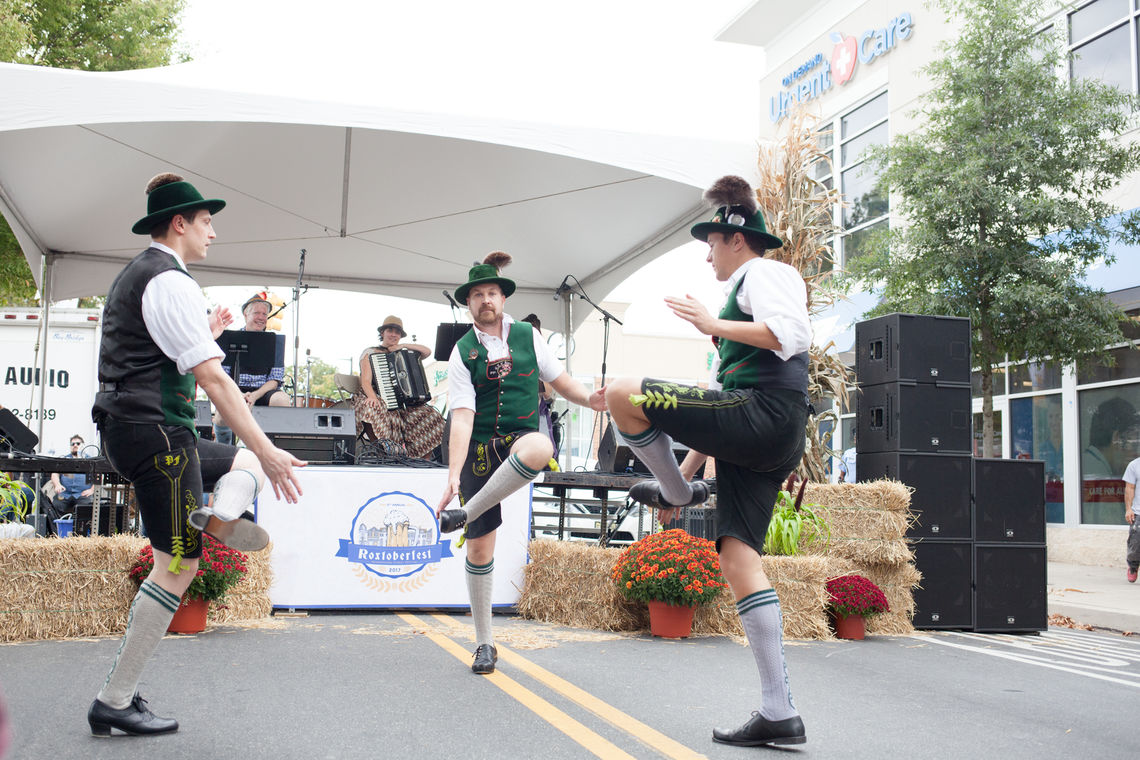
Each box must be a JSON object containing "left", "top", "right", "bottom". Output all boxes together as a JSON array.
[
  {"left": 203, "top": 515, "right": 270, "bottom": 552},
  {"left": 631, "top": 482, "right": 710, "bottom": 509},
  {"left": 712, "top": 735, "right": 807, "bottom": 746}
]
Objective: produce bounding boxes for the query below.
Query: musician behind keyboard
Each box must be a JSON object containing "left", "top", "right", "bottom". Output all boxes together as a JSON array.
[{"left": 352, "top": 315, "right": 446, "bottom": 459}]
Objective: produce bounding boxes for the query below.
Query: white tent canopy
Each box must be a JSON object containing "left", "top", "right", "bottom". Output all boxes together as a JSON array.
[{"left": 0, "top": 52, "right": 761, "bottom": 331}]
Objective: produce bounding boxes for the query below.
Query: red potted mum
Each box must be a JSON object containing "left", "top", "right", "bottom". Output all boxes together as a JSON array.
[{"left": 825, "top": 574, "right": 889, "bottom": 640}]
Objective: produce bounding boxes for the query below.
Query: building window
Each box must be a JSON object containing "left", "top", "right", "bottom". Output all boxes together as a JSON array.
[
  {"left": 1008, "top": 360, "right": 1063, "bottom": 393},
  {"left": 1010, "top": 394, "right": 1065, "bottom": 522},
  {"left": 816, "top": 92, "right": 889, "bottom": 267},
  {"left": 1068, "top": 0, "right": 1135, "bottom": 93},
  {"left": 1078, "top": 384, "right": 1140, "bottom": 524}
]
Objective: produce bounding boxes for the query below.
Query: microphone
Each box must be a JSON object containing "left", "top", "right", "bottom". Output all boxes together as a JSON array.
[
  {"left": 443, "top": 290, "right": 460, "bottom": 309},
  {"left": 554, "top": 275, "right": 572, "bottom": 300}
]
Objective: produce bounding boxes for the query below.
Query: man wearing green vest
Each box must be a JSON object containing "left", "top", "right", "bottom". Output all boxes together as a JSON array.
[
  {"left": 605, "top": 176, "right": 813, "bottom": 748},
  {"left": 87, "top": 173, "right": 305, "bottom": 737},
  {"left": 436, "top": 251, "right": 606, "bottom": 674}
]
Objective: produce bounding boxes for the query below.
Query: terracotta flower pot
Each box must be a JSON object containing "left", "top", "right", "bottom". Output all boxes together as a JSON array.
[
  {"left": 832, "top": 612, "right": 865, "bottom": 640},
  {"left": 648, "top": 600, "right": 696, "bottom": 638},
  {"left": 167, "top": 597, "right": 208, "bottom": 634}
]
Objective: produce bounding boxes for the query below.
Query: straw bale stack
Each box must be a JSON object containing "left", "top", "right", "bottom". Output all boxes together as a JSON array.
[
  {"left": 518, "top": 480, "right": 921, "bottom": 640},
  {"left": 0, "top": 535, "right": 274, "bottom": 642},
  {"left": 519, "top": 541, "right": 841, "bottom": 639},
  {"left": 805, "top": 481, "right": 919, "bottom": 636}
]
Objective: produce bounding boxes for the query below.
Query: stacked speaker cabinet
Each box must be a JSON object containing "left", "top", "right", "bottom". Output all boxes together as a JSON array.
[
  {"left": 855, "top": 313, "right": 975, "bottom": 630},
  {"left": 973, "top": 458, "right": 1048, "bottom": 632}
]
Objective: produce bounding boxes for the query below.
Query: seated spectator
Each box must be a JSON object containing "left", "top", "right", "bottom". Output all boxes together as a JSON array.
[{"left": 47, "top": 434, "right": 94, "bottom": 532}]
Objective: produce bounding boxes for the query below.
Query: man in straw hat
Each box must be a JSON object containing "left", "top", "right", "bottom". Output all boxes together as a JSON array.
[
  {"left": 604, "top": 176, "right": 813, "bottom": 747},
  {"left": 88, "top": 173, "right": 305, "bottom": 737},
  {"left": 354, "top": 314, "right": 443, "bottom": 457},
  {"left": 436, "top": 252, "right": 606, "bottom": 674}
]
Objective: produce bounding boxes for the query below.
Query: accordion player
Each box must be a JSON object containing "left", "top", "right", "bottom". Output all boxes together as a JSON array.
[{"left": 368, "top": 349, "right": 432, "bottom": 409}]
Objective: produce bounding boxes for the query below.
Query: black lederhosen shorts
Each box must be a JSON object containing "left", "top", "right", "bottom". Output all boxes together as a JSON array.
[
  {"left": 100, "top": 418, "right": 238, "bottom": 563},
  {"left": 639, "top": 378, "right": 808, "bottom": 555},
  {"left": 239, "top": 386, "right": 274, "bottom": 406},
  {"left": 458, "top": 431, "right": 528, "bottom": 540}
]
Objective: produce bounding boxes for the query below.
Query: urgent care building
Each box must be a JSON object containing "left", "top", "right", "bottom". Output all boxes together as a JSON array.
[{"left": 719, "top": 0, "right": 1140, "bottom": 563}]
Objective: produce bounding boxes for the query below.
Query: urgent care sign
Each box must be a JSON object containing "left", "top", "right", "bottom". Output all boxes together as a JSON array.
[{"left": 768, "top": 11, "right": 914, "bottom": 123}]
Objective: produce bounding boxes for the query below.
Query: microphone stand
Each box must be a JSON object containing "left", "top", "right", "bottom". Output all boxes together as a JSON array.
[
  {"left": 555, "top": 276, "right": 623, "bottom": 472},
  {"left": 561, "top": 279, "right": 623, "bottom": 387},
  {"left": 291, "top": 249, "right": 319, "bottom": 407}
]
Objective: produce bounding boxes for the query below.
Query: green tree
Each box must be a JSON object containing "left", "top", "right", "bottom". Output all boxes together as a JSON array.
[
  {"left": 0, "top": 0, "right": 186, "bottom": 306},
  {"left": 285, "top": 356, "right": 346, "bottom": 402},
  {"left": 847, "top": 0, "right": 1140, "bottom": 457}
]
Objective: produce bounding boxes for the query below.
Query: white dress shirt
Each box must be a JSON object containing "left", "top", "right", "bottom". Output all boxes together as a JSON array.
[
  {"left": 447, "top": 313, "right": 563, "bottom": 412},
  {"left": 139, "top": 243, "right": 225, "bottom": 374}
]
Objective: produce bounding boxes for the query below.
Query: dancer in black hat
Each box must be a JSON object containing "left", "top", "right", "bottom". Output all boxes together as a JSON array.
[
  {"left": 605, "top": 176, "right": 813, "bottom": 747},
  {"left": 87, "top": 173, "right": 305, "bottom": 737}
]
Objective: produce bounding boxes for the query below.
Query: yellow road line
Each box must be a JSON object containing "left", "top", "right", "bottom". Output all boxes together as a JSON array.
[
  {"left": 429, "top": 613, "right": 707, "bottom": 760},
  {"left": 397, "top": 613, "right": 636, "bottom": 760}
]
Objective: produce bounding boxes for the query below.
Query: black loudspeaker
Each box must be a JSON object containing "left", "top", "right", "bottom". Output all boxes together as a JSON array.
[
  {"left": 435, "top": 323, "right": 472, "bottom": 361},
  {"left": 973, "top": 458, "right": 1046, "bottom": 544},
  {"left": 251, "top": 407, "right": 356, "bottom": 463},
  {"left": 974, "top": 543, "right": 1047, "bottom": 632},
  {"left": 856, "top": 313, "right": 971, "bottom": 386},
  {"left": 0, "top": 408, "right": 39, "bottom": 454},
  {"left": 859, "top": 452, "right": 972, "bottom": 539},
  {"left": 856, "top": 381, "right": 971, "bottom": 454},
  {"left": 595, "top": 422, "right": 688, "bottom": 473},
  {"left": 911, "top": 539, "right": 974, "bottom": 629}
]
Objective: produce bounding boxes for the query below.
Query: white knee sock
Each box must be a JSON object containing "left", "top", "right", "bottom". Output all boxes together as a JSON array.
[
  {"left": 97, "top": 579, "right": 180, "bottom": 709},
  {"left": 620, "top": 426, "right": 692, "bottom": 504},
  {"left": 211, "top": 469, "right": 260, "bottom": 521},
  {"left": 461, "top": 454, "right": 540, "bottom": 523},
  {"left": 738, "top": 589, "right": 798, "bottom": 721},
  {"left": 466, "top": 558, "right": 494, "bottom": 647}
]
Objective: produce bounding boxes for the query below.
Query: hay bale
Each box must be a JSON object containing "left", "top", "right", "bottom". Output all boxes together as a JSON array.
[
  {"left": 518, "top": 539, "right": 646, "bottom": 631},
  {"left": 0, "top": 535, "right": 142, "bottom": 642},
  {"left": 805, "top": 481, "right": 912, "bottom": 513},
  {"left": 0, "top": 534, "right": 274, "bottom": 642},
  {"left": 800, "top": 481, "right": 914, "bottom": 567}
]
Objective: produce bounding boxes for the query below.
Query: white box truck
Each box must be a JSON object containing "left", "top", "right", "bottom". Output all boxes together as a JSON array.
[{"left": 0, "top": 307, "right": 101, "bottom": 454}]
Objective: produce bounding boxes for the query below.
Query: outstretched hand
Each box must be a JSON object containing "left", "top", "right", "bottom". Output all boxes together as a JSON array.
[
  {"left": 588, "top": 386, "right": 608, "bottom": 412},
  {"left": 208, "top": 306, "right": 234, "bottom": 339},
  {"left": 664, "top": 295, "right": 716, "bottom": 335}
]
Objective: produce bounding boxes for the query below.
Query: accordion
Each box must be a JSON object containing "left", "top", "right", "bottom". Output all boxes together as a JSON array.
[{"left": 368, "top": 349, "right": 431, "bottom": 409}]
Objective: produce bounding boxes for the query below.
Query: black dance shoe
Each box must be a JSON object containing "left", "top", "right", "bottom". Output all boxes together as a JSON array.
[
  {"left": 471, "top": 643, "right": 498, "bottom": 674},
  {"left": 438, "top": 509, "right": 468, "bottom": 534},
  {"left": 628, "top": 479, "right": 710, "bottom": 508},
  {"left": 88, "top": 693, "right": 179, "bottom": 736},
  {"left": 712, "top": 712, "right": 806, "bottom": 747}
]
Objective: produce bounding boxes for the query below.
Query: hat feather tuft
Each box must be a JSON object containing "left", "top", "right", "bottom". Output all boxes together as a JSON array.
[
  {"left": 483, "top": 251, "right": 513, "bottom": 271},
  {"left": 145, "top": 172, "right": 183, "bottom": 195},
  {"left": 703, "top": 175, "right": 757, "bottom": 213}
]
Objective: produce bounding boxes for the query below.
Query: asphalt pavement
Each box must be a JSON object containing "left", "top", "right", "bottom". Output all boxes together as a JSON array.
[{"left": 1, "top": 607, "right": 1137, "bottom": 760}]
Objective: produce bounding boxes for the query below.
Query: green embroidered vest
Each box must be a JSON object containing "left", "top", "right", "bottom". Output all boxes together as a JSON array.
[
  {"left": 715, "top": 274, "right": 809, "bottom": 393},
  {"left": 457, "top": 320, "right": 540, "bottom": 442}
]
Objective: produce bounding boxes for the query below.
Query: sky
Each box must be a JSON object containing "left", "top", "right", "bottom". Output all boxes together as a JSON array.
[{"left": 169, "top": 0, "right": 764, "bottom": 380}]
